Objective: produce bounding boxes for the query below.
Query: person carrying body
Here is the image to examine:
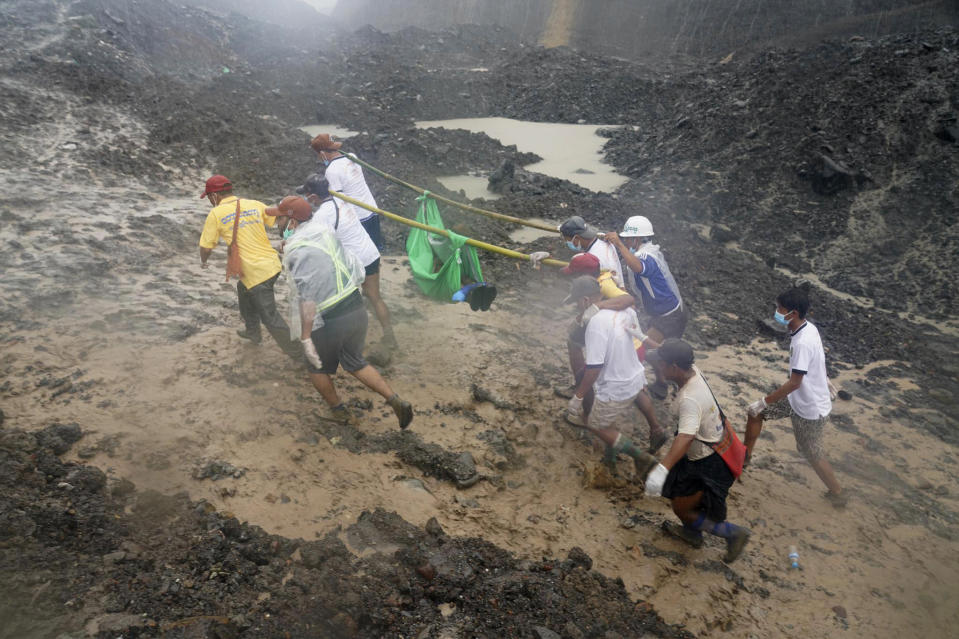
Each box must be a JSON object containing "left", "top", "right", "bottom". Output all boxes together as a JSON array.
[
  {"left": 606, "top": 216, "right": 687, "bottom": 399},
  {"left": 560, "top": 254, "right": 667, "bottom": 452},
  {"left": 557, "top": 216, "right": 625, "bottom": 287},
  {"left": 564, "top": 276, "right": 658, "bottom": 478},
  {"left": 310, "top": 133, "right": 384, "bottom": 249},
  {"left": 267, "top": 196, "right": 413, "bottom": 429},
  {"left": 296, "top": 173, "right": 397, "bottom": 349},
  {"left": 743, "top": 286, "right": 846, "bottom": 507},
  {"left": 197, "top": 175, "right": 298, "bottom": 358},
  {"left": 644, "top": 339, "right": 751, "bottom": 563}
]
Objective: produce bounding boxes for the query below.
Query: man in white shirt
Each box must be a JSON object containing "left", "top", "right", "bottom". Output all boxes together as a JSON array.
[
  {"left": 744, "top": 286, "right": 846, "bottom": 507},
  {"left": 643, "top": 339, "right": 751, "bottom": 563},
  {"left": 310, "top": 133, "right": 385, "bottom": 251},
  {"left": 297, "top": 174, "right": 397, "bottom": 349},
  {"left": 564, "top": 276, "right": 658, "bottom": 478},
  {"left": 559, "top": 216, "right": 624, "bottom": 287}
]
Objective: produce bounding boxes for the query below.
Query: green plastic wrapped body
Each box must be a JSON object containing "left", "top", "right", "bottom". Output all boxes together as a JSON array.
[{"left": 406, "top": 194, "right": 484, "bottom": 301}]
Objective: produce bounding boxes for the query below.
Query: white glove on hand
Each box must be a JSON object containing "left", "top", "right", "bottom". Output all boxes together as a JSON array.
[
  {"left": 645, "top": 463, "right": 669, "bottom": 497},
  {"left": 566, "top": 395, "right": 585, "bottom": 426},
  {"left": 529, "top": 251, "right": 550, "bottom": 270},
  {"left": 625, "top": 324, "right": 647, "bottom": 343},
  {"left": 301, "top": 338, "right": 322, "bottom": 369},
  {"left": 581, "top": 304, "right": 600, "bottom": 324},
  {"left": 747, "top": 397, "right": 768, "bottom": 417}
]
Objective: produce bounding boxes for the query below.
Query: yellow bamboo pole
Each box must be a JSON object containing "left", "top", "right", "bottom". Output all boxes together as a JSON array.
[
  {"left": 343, "top": 153, "right": 560, "bottom": 233},
  {"left": 329, "top": 190, "right": 569, "bottom": 268}
]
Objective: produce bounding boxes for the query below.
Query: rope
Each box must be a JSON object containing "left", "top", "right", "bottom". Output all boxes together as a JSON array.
[
  {"left": 343, "top": 153, "right": 560, "bottom": 233},
  {"left": 329, "top": 190, "right": 569, "bottom": 268}
]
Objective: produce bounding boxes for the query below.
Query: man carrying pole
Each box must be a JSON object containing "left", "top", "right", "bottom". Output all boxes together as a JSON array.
[{"left": 197, "top": 175, "right": 299, "bottom": 358}]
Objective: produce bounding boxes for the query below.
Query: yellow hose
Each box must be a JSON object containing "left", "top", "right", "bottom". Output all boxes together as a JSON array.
[
  {"left": 329, "top": 190, "right": 569, "bottom": 268},
  {"left": 343, "top": 153, "right": 560, "bottom": 234}
]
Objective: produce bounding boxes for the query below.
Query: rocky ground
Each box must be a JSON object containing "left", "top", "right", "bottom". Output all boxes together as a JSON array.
[{"left": 1, "top": 0, "right": 958, "bottom": 638}]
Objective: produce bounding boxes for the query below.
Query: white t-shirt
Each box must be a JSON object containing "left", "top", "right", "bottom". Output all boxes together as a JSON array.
[
  {"left": 586, "top": 238, "right": 624, "bottom": 287},
  {"left": 324, "top": 155, "right": 377, "bottom": 221},
  {"left": 787, "top": 321, "right": 832, "bottom": 420},
  {"left": 676, "top": 367, "right": 724, "bottom": 461},
  {"left": 584, "top": 307, "right": 646, "bottom": 402},
  {"left": 311, "top": 198, "right": 380, "bottom": 268}
]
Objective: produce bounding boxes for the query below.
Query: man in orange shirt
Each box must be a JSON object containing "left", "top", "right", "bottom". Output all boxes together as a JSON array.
[{"left": 198, "top": 175, "right": 297, "bottom": 357}]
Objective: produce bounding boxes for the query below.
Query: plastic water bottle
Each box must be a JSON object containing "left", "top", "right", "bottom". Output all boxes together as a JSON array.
[{"left": 788, "top": 545, "right": 800, "bottom": 569}]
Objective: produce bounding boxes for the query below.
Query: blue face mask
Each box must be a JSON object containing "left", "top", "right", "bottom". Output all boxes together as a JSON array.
[
  {"left": 566, "top": 240, "right": 578, "bottom": 252},
  {"left": 283, "top": 225, "right": 295, "bottom": 240},
  {"left": 774, "top": 310, "right": 791, "bottom": 325}
]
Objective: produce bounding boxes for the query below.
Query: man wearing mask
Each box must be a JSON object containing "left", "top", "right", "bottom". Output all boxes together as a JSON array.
[
  {"left": 296, "top": 173, "right": 397, "bottom": 349},
  {"left": 558, "top": 216, "right": 624, "bottom": 287},
  {"left": 267, "top": 196, "right": 413, "bottom": 429},
  {"left": 197, "top": 175, "right": 298, "bottom": 358},
  {"left": 564, "top": 276, "right": 658, "bottom": 478},
  {"left": 743, "top": 286, "right": 846, "bottom": 507},
  {"left": 606, "top": 216, "right": 687, "bottom": 399},
  {"left": 310, "top": 133, "right": 385, "bottom": 251}
]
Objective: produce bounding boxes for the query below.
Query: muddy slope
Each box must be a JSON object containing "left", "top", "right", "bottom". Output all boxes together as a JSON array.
[{"left": 0, "top": 425, "right": 691, "bottom": 639}]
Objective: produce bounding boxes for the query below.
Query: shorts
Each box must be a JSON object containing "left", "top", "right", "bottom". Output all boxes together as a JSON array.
[
  {"left": 361, "top": 214, "right": 384, "bottom": 251},
  {"left": 760, "top": 394, "right": 828, "bottom": 462},
  {"left": 662, "top": 452, "right": 734, "bottom": 522},
  {"left": 364, "top": 257, "right": 381, "bottom": 277},
  {"left": 588, "top": 395, "right": 638, "bottom": 432},
  {"left": 307, "top": 293, "right": 368, "bottom": 375},
  {"left": 649, "top": 304, "right": 688, "bottom": 339}
]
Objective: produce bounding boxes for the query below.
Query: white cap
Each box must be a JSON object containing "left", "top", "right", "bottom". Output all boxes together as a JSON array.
[{"left": 621, "top": 215, "right": 654, "bottom": 237}]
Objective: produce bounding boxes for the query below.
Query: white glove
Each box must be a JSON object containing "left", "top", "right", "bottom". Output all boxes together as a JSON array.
[
  {"left": 581, "top": 304, "right": 600, "bottom": 324},
  {"left": 566, "top": 395, "right": 585, "bottom": 426},
  {"left": 747, "top": 397, "right": 768, "bottom": 417},
  {"left": 644, "top": 463, "right": 669, "bottom": 497},
  {"left": 529, "top": 251, "right": 550, "bottom": 269},
  {"left": 828, "top": 381, "right": 838, "bottom": 402},
  {"left": 625, "top": 323, "right": 647, "bottom": 343},
  {"left": 301, "top": 338, "right": 322, "bottom": 369}
]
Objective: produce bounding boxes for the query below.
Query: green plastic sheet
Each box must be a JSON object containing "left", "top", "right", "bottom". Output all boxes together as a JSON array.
[{"left": 405, "top": 193, "right": 483, "bottom": 301}]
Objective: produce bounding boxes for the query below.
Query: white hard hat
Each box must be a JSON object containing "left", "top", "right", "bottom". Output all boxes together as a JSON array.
[{"left": 621, "top": 215, "right": 654, "bottom": 237}]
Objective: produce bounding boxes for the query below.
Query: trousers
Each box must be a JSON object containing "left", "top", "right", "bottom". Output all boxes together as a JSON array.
[{"left": 236, "top": 272, "right": 298, "bottom": 357}]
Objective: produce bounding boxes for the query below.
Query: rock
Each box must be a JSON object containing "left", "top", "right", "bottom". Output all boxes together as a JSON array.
[
  {"left": 566, "top": 546, "right": 593, "bottom": 571},
  {"left": 425, "top": 517, "right": 445, "bottom": 537},
  {"left": 35, "top": 423, "right": 82, "bottom": 454},
  {"left": 85, "top": 613, "right": 145, "bottom": 635},
  {"left": 928, "top": 388, "right": 954, "bottom": 405},
  {"left": 832, "top": 605, "right": 847, "bottom": 619},
  {"left": 564, "top": 622, "right": 586, "bottom": 639},
  {"left": 837, "top": 390, "right": 853, "bottom": 401},
  {"left": 533, "top": 626, "right": 561, "bottom": 639},
  {"left": 65, "top": 466, "right": 107, "bottom": 492},
  {"left": 803, "top": 153, "right": 856, "bottom": 195},
  {"left": 103, "top": 550, "right": 127, "bottom": 565}
]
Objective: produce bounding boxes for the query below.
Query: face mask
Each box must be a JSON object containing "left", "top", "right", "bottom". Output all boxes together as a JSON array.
[
  {"left": 283, "top": 223, "right": 296, "bottom": 240},
  {"left": 566, "top": 241, "right": 578, "bottom": 252},
  {"left": 774, "top": 310, "right": 791, "bottom": 325}
]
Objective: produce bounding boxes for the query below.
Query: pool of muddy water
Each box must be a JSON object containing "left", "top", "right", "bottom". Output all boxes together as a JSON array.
[{"left": 416, "top": 117, "right": 628, "bottom": 196}]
